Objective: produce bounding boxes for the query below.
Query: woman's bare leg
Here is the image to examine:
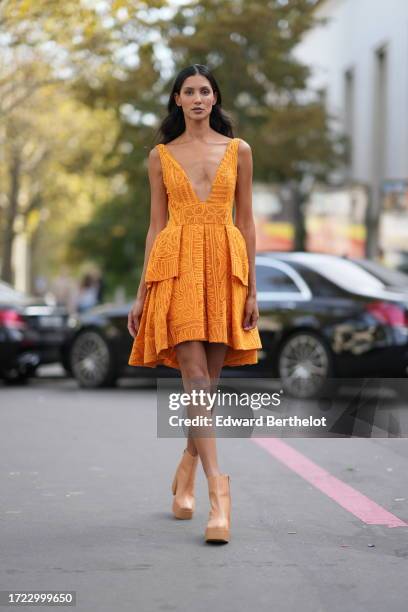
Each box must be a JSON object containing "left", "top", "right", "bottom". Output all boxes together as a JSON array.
[
  {"left": 184, "top": 341, "right": 229, "bottom": 454},
  {"left": 204, "top": 341, "right": 229, "bottom": 406},
  {"left": 174, "top": 340, "right": 229, "bottom": 477}
]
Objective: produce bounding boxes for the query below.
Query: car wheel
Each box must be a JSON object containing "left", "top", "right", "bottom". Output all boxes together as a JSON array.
[
  {"left": 70, "top": 329, "right": 117, "bottom": 388},
  {"left": 277, "top": 331, "right": 333, "bottom": 399}
]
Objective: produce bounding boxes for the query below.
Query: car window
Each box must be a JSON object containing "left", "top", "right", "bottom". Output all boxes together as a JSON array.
[
  {"left": 298, "top": 257, "right": 385, "bottom": 293},
  {"left": 256, "top": 265, "right": 301, "bottom": 293},
  {"left": 351, "top": 259, "right": 408, "bottom": 290},
  {"left": 289, "top": 264, "right": 342, "bottom": 297}
]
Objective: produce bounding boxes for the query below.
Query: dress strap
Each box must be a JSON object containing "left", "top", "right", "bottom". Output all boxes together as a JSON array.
[
  {"left": 155, "top": 143, "right": 169, "bottom": 183},
  {"left": 232, "top": 137, "right": 241, "bottom": 176}
]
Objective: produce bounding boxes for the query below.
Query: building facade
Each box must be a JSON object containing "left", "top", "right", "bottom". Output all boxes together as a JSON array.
[{"left": 294, "top": 0, "right": 408, "bottom": 259}]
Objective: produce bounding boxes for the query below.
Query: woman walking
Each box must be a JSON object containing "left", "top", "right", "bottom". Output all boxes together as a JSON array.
[{"left": 127, "top": 64, "right": 262, "bottom": 544}]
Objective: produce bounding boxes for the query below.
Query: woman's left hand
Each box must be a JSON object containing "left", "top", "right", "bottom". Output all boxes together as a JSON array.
[{"left": 243, "top": 295, "right": 259, "bottom": 330}]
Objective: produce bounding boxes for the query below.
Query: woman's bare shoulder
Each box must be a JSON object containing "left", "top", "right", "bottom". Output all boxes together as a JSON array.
[
  {"left": 148, "top": 144, "right": 160, "bottom": 157},
  {"left": 237, "top": 138, "right": 252, "bottom": 169},
  {"left": 237, "top": 137, "right": 251, "bottom": 153},
  {"left": 147, "top": 145, "right": 161, "bottom": 164},
  {"left": 146, "top": 145, "right": 163, "bottom": 177}
]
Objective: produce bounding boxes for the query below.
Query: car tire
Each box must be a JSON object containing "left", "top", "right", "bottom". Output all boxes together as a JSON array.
[
  {"left": 277, "top": 330, "right": 333, "bottom": 399},
  {"left": 70, "top": 329, "right": 118, "bottom": 389}
]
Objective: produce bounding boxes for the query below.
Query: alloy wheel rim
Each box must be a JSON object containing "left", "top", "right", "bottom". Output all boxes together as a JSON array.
[
  {"left": 71, "top": 332, "right": 110, "bottom": 384},
  {"left": 279, "top": 334, "right": 329, "bottom": 397}
]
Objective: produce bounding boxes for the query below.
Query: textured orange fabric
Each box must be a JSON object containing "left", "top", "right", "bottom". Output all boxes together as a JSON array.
[{"left": 128, "top": 137, "right": 262, "bottom": 370}]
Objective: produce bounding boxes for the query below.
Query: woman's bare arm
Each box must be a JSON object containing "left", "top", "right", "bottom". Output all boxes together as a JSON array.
[
  {"left": 134, "top": 146, "right": 169, "bottom": 302},
  {"left": 234, "top": 139, "right": 257, "bottom": 299},
  {"left": 128, "top": 146, "right": 168, "bottom": 337}
]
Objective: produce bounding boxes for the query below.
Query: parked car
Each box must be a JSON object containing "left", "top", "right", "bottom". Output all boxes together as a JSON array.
[
  {"left": 0, "top": 280, "right": 70, "bottom": 383},
  {"left": 257, "top": 252, "right": 408, "bottom": 396},
  {"left": 63, "top": 253, "right": 408, "bottom": 398}
]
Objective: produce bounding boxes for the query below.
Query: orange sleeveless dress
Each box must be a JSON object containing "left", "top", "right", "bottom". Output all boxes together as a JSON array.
[{"left": 128, "top": 137, "right": 262, "bottom": 370}]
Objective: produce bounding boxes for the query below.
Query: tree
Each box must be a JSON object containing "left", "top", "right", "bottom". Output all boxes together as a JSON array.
[
  {"left": 1, "top": 0, "right": 347, "bottom": 296},
  {"left": 156, "top": 0, "right": 346, "bottom": 248},
  {"left": 73, "top": 0, "right": 346, "bottom": 271},
  {"left": 0, "top": 71, "right": 118, "bottom": 287}
]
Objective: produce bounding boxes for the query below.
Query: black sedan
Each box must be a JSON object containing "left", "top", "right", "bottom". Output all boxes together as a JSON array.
[
  {"left": 0, "top": 280, "right": 70, "bottom": 383},
  {"left": 62, "top": 252, "right": 408, "bottom": 398}
]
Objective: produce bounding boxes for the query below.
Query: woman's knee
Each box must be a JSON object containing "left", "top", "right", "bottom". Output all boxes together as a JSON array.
[
  {"left": 175, "top": 342, "right": 210, "bottom": 383},
  {"left": 182, "top": 363, "right": 210, "bottom": 385}
]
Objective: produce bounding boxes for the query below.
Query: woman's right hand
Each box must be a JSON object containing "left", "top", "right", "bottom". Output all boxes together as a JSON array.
[{"left": 128, "top": 297, "right": 145, "bottom": 338}]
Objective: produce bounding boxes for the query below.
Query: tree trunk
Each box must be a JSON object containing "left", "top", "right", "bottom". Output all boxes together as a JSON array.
[
  {"left": 293, "top": 186, "right": 307, "bottom": 252},
  {"left": 1, "top": 148, "right": 21, "bottom": 283},
  {"left": 364, "top": 186, "right": 379, "bottom": 259}
]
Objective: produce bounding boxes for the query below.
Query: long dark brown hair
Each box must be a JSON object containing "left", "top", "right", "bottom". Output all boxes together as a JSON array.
[{"left": 154, "top": 64, "right": 235, "bottom": 144}]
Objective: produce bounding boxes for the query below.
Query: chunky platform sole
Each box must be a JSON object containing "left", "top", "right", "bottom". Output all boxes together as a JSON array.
[
  {"left": 205, "top": 527, "right": 230, "bottom": 542},
  {"left": 172, "top": 501, "right": 194, "bottom": 520}
]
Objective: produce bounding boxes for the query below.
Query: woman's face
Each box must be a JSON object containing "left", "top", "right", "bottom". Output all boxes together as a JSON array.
[{"left": 174, "top": 74, "right": 217, "bottom": 120}]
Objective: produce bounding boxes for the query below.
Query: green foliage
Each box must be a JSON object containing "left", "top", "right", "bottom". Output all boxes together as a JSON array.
[
  {"left": 2, "top": 0, "right": 345, "bottom": 296},
  {"left": 68, "top": 0, "right": 343, "bottom": 296},
  {"left": 69, "top": 192, "right": 149, "bottom": 298}
]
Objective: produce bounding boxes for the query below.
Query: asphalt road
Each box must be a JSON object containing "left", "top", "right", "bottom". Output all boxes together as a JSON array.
[{"left": 1, "top": 368, "right": 408, "bottom": 612}]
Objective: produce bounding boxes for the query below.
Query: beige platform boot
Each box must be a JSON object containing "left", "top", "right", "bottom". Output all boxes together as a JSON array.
[
  {"left": 205, "top": 474, "right": 231, "bottom": 543},
  {"left": 171, "top": 448, "right": 199, "bottom": 519}
]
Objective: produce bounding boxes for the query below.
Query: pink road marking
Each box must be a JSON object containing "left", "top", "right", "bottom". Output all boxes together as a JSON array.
[{"left": 252, "top": 437, "right": 408, "bottom": 528}]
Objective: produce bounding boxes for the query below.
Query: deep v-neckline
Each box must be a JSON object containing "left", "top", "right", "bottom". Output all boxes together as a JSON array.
[{"left": 161, "top": 138, "right": 236, "bottom": 204}]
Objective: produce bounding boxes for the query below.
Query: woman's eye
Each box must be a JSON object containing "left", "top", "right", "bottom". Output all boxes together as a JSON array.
[{"left": 185, "top": 90, "right": 210, "bottom": 94}]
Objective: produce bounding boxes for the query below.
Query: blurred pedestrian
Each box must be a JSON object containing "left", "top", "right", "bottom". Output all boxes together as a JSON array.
[
  {"left": 50, "top": 266, "right": 78, "bottom": 314},
  {"left": 94, "top": 271, "right": 105, "bottom": 304},
  {"left": 76, "top": 272, "right": 99, "bottom": 313},
  {"left": 33, "top": 274, "right": 48, "bottom": 298}
]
